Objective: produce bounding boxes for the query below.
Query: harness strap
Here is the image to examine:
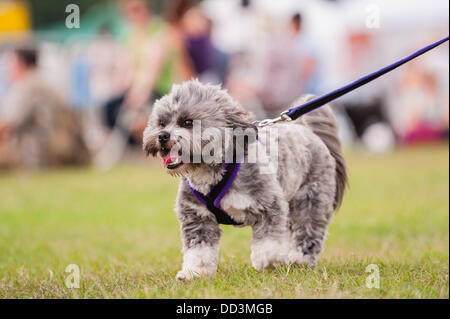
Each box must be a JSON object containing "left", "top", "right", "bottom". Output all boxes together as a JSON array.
[{"left": 187, "top": 162, "right": 243, "bottom": 225}]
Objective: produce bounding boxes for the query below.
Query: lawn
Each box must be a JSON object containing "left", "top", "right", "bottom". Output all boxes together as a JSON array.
[{"left": 0, "top": 144, "right": 448, "bottom": 299}]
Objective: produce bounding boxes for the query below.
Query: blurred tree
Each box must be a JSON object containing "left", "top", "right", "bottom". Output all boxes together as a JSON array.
[
  {"left": 28, "top": 0, "right": 167, "bottom": 29},
  {"left": 29, "top": 0, "right": 109, "bottom": 28}
]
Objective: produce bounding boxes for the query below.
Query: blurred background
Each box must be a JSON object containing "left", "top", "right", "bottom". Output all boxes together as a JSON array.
[
  {"left": 0, "top": 0, "right": 448, "bottom": 299},
  {"left": 0, "top": 0, "right": 448, "bottom": 169}
]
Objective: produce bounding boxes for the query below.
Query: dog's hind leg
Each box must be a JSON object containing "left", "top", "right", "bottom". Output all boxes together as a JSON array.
[{"left": 287, "top": 160, "right": 336, "bottom": 267}]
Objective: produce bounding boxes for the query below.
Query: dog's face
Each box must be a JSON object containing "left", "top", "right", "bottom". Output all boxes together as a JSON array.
[{"left": 143, "top": 80, "right": 256, "bottom": 176}]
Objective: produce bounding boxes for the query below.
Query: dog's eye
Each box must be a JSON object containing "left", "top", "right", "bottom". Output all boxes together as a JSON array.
[
  {"left": 181, "top": 119, "right": 193, "bottom": 128},
  {"left": 159, "top": 120, "right": 166, "bottom": 128}
]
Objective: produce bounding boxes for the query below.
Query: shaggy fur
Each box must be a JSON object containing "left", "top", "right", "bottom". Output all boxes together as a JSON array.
[{"left": 143, "top": 80, "right": 347, "bottom": 281}]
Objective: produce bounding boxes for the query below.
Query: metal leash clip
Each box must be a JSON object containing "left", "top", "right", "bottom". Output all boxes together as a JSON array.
[{"left": 254, "top": 110, "right": 292, "bottom": 127}]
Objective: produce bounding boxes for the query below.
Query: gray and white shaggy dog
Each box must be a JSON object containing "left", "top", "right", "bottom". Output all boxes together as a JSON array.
[{"left": 143, "top": 80, "right": 347, "bottom": 281}]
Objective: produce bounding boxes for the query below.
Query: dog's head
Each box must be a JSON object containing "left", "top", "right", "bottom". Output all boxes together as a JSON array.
[{"left": 143, "top": 80, "right": 256, "bottom": 176}]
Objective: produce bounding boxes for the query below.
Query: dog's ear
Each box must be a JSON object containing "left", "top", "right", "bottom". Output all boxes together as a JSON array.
[{"left": 225, "top": 110, "right": 257, "bottom": 132}]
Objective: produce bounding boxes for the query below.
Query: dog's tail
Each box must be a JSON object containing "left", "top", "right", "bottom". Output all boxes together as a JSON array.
[{"left": 292, "top": 94, "right": 348, "bottom": 210}]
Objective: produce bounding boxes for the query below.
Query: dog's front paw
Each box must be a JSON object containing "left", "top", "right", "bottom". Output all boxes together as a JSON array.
[
  {"left": 177, "top": 246, "right": 218, "bottom": 281},
  {"left": 175, "top": 267, "right": 216, "bottom": 281},
  {"left": 176, "top": 269, "right": 198, "bottom": 281},
  {"left": 288, "top": 248, "right": 317, "bottom": 268},
  {"left": 251, "top": 239, "right": 288, "bottom": 270}
]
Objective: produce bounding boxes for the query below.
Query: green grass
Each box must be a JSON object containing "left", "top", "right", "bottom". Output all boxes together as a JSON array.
[{"left": 0, "top": 144, "right": 448, "bottom": 298}]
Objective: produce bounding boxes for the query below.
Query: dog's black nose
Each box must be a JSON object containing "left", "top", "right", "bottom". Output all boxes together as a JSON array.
[{"left": 158, "top": 132, "right": 170, "bottom": 144}]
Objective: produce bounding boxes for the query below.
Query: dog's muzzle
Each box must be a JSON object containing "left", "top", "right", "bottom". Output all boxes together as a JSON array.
[{"left": 159, "top": 141, "right": 184, "bottom": 170}]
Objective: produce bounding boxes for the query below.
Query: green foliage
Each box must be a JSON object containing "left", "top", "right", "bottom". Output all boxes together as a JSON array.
[
  {"left": 29, "top": 0, "right": 108, "bottom": 28},
  {"left": 0, "top": 144, "right": 448, "bottom": 298},
  {"left": 28, "top": 0, "right": 168, "bottom": 29}
]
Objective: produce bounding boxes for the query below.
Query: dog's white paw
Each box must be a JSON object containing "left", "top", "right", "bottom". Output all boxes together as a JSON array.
[
  {"left": 251, "top": 239, "right": 288, "bottom": 270},
  {"left": 288, "top": 249, "right": 317, "bottom": 268},
  {"left": 177, "top": 245, "right": 219, "bottom": 281},
  {"left": 175, "top": 267, "right": 216, "bottom": 281},
  {"left": 176, "top": 269, "right": 198, "bottom": 281}
]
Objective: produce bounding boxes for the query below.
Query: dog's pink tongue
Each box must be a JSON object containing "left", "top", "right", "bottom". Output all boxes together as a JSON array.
[{"left": 161, "top": 154, "right": 173, "bottom": 166}]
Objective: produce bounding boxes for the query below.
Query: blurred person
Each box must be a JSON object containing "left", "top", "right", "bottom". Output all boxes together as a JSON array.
[
  {"left": 290, "top": 13, "right": 320, "bottom": 95},
  {"left": 389, "top": 60, "right": 449, "bottom": 144},
  {"left": 163, "top": 0, "right": 195, "bottom": 82},
  {"left": 95, "top": 0, "right": 195, "bottom": 168},
  {"left": 71, "top": 25, "right": 133, "bottom": 156},
  {"left": 70, "top": 46, "right": 91, "bottom": 110},
  {"left": 218, "top": 0, "right": 268, "bottom": 119},
  {"left": 0, "top": 46, "right": 90, "bottom": 169},
  {"left": 201, "top": 0, "right": 267, "bottom": 55},
  {"left": 0, "top": 51, "right": 11, "bottom": 107},
  {"left": 103, "top": 0, "right": 191, "bottom": 144},
  {"left": 181, "top": 6, "right": 230, "bottom": 84},
  {"left": 87, "top": 24, "right": 131, "bottom": 108},
  {"left": 226, "top": 51, "right": 267, "bottom": 119},
  {"left": 259, "top": 12, "right": 320, "bottom": 118}
]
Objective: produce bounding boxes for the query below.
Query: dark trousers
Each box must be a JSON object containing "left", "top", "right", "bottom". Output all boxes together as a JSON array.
[{"left": 103, "top": 93, "right": 139, "bottom": 145}]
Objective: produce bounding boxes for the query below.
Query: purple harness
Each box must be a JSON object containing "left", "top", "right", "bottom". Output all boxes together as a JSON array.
[{"left": 187, "top": 161, "right": 243, "bottom": 225}]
